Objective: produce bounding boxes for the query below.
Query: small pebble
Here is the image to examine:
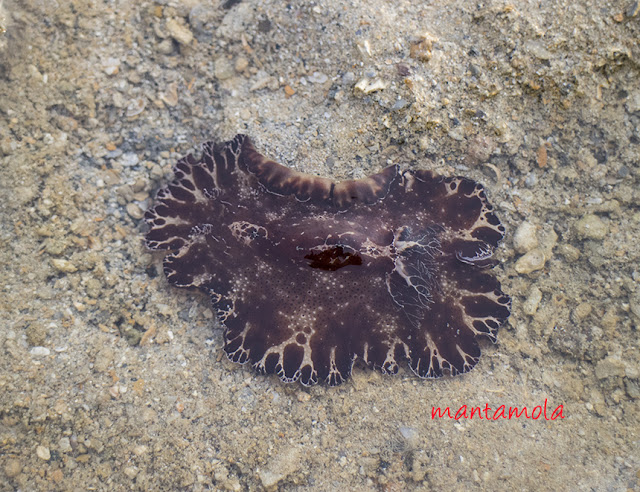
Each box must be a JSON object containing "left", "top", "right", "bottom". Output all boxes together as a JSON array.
[
  {"left": 59, "top": 437, "right": 72, "bottom": 453},
  {"left": 218, "top": 2, "right": 254, "bottom": 38},
  {"left": 574, "top": 214, "right": 608, "bottom": 240},
  {"left": 625, "top": 380, "right": 640, "bottom": 399},
  {"left": 522, "top": 286, "right": 542, "bottom": 315},
  {"left": 120, "top": 152, "right": 140, "bottom": 167},
  {"left": 26, "top": 323, "right": 48, "bottom": 346},
  {"left": 30, "top": 346, "right": 51, "bottom": 356},
  {"left": 214, "top": 57, "right": 234, "bottom": 81},
  {"left": 102, "top": 57, "right": 120, "bottom": 76},
  {"left": 250, "top": 71, "right": 273, "bottom": 92},
  {"left": 259, "top": 447, "right": 301, "bottom": 489},
  {"left": 126, "top": 203, "right": 145, "bottom": 220},
  {"left": 166, "top": 18, "right": 193, "bottom": 45},
  {"left": 36, "top": 445, "right": 51, "bottom": 461},
  {"left": 331, "top": 89, "right": 345, "bottom": 103},
  {"left": 630, "top": 295, "right": 640, "bottom": 320},
  {"left": 399, "top": 426, "right": 419, "bottom": 446},
  {"left": 601, "top": 309, "right": 619, "bottom": 333},
  {"left": 618, "top": 165, "right": 630, "bottom": 177},
  {"left": 94, "top": 346, "right": 115, "bottom": 372},
  {"left": 234, "top": 56, "right": 249, "bottom": 72},
  {"left": 626, "top": 364, "right": 639, "bottom": 379},
  {"left": 465, "top": 135, "right": 495, "bottom": 166},
  {"left": 514, "top": 248, "right": 546, "bottom": 274},
  {"left": 572, "top": 302, "right": 592, "bottom": 322},
  {"left": 4, "top": 459, "right": 22, "bottom": 478},
  {"left": 513, "top": 221, "right": 538, "bottom": 253},
  {"left": 557, "top": 243, "right": 580, "bottom": 262},
  {"left": 392, "top": 99, "right": 408, "bottom": 110},
  {"left": 113, "top": 93, "right": 126, "bottom": 109},
  {"left": 410, "top": 37, "right": 434, "bottom": 62},
  {"left": 356, "top": 39, "right": 372, "bottom": 57},
  {"left": 472, "top": 469, "right": 481, "bottom": 483},
  {"left": 307, "top": 71, "right": 328, "bottom": 84},
  {"left": 157, "top": 38, "right": 174, "bottom": 55},
  {"left": 536, "top": 144, "right": 548, "bottom": 168},
  {"left": 133, "top": 445, "right": 148, "bottom": 456},
  {"left": 363, "top": 68, "right": 377, "bottom": 78},
  {"left": 524, "top": 172, "right": 537, "bottom": 187},
  {"left": 341, "top": 72, "right": 355, "bottom": 85},
  {"left": 51, "top": 258, "right": 78, "bottom": 273},
  {"left": 106, "top": 148, "right": 123, "bottom": 159},
  {"left": 160, "top": 83, "right": 179, "bottom": 107},
  {"left": 354, "top": 78, "right": 387, "bottom": 94},
  {"left": 448, "top": 128, "right": 464, "bottom": 141},
  {"left": 132, "top": 177, "right": 147, "bottom": 192},
  {"left": 626, "top": 92, "right": 640, "bottom": 114},
  {"left": 188, "top": 3, "right": 217, "bottom": 34},
  {"left": 126, "top": 98, "right": 146, "bottom": 118},
  {"left": 595, "top": 356, "right": 626, "bottom": 379},
  {"left": 526, "top": 40, "right": 552, "bottom": 60},
  {"left": 296, "top": 392, "right": 311, "bottom": 402},
  {"left": 50, "top": 469, "right": 63, "bottom": 483}
]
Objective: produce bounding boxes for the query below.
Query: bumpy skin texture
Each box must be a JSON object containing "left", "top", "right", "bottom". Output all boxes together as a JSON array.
[{"left": 145, "top": 135, "right": 511, "bottom": 386}]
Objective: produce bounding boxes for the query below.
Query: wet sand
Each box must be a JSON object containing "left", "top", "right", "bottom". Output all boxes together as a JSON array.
[{"left": 0, "top": 1, "right": 638, "bottom": 490}]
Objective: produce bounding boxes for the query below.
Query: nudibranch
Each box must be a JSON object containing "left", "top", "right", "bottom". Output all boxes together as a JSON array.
[{"left": 145, "top": 135, "right": 511, "bottom": 386}]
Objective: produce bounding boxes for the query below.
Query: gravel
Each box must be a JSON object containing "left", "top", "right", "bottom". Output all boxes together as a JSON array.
[{"left": 0, "top": 0, "right": 638, "bottom": 490}]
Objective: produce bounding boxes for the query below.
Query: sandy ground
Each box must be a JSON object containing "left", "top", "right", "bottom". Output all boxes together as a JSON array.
[{"left": 1, "top": 0, "right": 639, "bottom": 490}]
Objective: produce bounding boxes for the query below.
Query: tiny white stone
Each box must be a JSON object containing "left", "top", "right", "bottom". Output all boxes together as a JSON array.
[
  {"left": 354, "top": 78, "right": 388, "bottom": 94},
  {"left": 513, "top": 221, "right": 538, "bottom": 253},
  {"left": 30, "top": 346, "right": 51, "bottom": 356},
  {"left": 36, "top": 445, "right": 51, "bottom": 461},
  {"left": 59, "top": 437, "right": 72, "bottom": 453},
  {"left": 50, "top": 258, "right": 77, "bottom": 273},
  {"left": 166, "top": 18, "right": 193, "bottom": 45},
  {"left": 102, "top": 57, "right": 120, "bottom": 76},
  {"left": 514, "top": 248, "right": 546, "bottom": 274},
  {"left": 522, "top": 286, "right": 543, "bottom": 315},
  {"left": 307, "top": 71, "right": 328, "bottom": 84},
  {"left": 120, "top": 152, "right": 139, "bottom": 167},
  {"left": 574, "top": 214, "right": 608, "bottom": 240}
]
